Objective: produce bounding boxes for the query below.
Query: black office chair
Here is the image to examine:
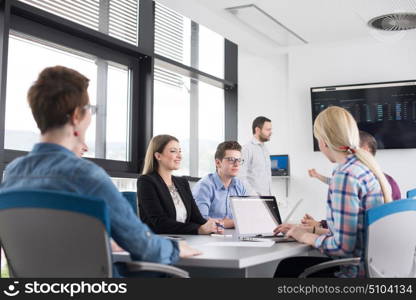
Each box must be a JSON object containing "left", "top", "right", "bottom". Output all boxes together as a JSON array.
[{"left": 0, "top": 190, "right": 188, "bottom": 278}]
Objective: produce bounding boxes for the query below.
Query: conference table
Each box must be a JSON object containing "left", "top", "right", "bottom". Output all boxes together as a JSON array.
[
  {"left": 171, "top": 230, "right": 312, "bottom": 277},
  {"left": 114, "top": 230, "right": 314, "bottom": 278}
]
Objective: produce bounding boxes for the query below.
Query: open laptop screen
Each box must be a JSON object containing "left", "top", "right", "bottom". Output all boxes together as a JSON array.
[{"left": 230, "top": 196, "right": 282, "bottom": 237}]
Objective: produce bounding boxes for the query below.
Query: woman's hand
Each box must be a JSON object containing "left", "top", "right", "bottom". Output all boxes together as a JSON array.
[
  {"left": 198, "top": 218, "right": 224, "bottom": 235},
  {"left": 301, "top": 214, "right": 320, "bottom": 227},
  {"left": 273, "top": 223, "right": 296, "bottom": 235},
  {"left": 286, "top": 225, "right": 309, "bottom": 242},
  {"left": 178, "top": 241, "right": 202, "bottom": 258},
  {"left": 286, "top": 225, "right": 318, "bottom": 245},
  {"left": 222, "top": 218, "right": 234, "bottom": 229},
  {"left": 308, "top": 168, "right": 319, "bottom": 178}
]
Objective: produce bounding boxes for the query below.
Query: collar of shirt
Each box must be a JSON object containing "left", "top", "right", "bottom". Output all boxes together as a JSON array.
[
  {"left": 336, "top": 154, "right": 357, "bottom": 172},
  {"left": 31, "top": 142, "right": 75, "bottom": 156},
  {"left": 251, "top": 136, "right": 263, "bottom": 145},
  {"left": 212, "top": 172, "right": 236, "bottom": 190}
]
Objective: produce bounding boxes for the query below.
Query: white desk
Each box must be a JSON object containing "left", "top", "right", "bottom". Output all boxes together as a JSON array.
[
  {"left": 172, "top": 230, "right": 310, "bottom": 277},
  {"left": 113, "top": 230, "right": 313, "bottom": 278}
]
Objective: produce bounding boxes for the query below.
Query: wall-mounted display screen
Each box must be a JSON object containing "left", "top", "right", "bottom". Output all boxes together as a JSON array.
[{"left": 311, "top": 80, "right": 416, "bottom": 150}]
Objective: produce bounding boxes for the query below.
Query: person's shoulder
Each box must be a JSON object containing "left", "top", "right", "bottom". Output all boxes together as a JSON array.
[
  {"left": 197, "top": 174, "right": 216, "bottom": 188},
  {"left": 138, "top": 172, "right": 167, "bottom": 189},
  {"left": 198, "top": 173, "right": 215, "bottom": 183},
  {"left": 232, "top": 176, "right": 247, "bottom": 191},
  {"left": 233, "top": 176, "right": 245, "bottom": 186},
  {"left": 138, "top": 173, "right": 158, "bottom": 184},
  {"left": 172, "top": 175, "right": 189, "bottom": 186},
  {"left": 76, "top": 158, "right": 106, "bottom": 176},
  {"left": 338, "top": 157, "right": 370, "bottom": 179},
  {"left": 71, "top": 159, "right": 111, "bottom": 187},
  {"left": 4, "top": 155, "right": 27, "bottom": 171}
]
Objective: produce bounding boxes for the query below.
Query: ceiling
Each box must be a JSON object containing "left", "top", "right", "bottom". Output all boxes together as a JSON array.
[
  {"left": 198, "top": 0, "right": 416, "bottom": 42},
  {"left": 159, "top": 0, "right": 416, "bottom": 55}
]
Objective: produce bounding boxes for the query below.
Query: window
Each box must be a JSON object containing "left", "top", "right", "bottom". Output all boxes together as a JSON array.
[
  {"left": 5, "top": 33, "right": 97, "bottom": 154},
  {"left": 155, "top": 2, "right": 190, "bottom": 66},
  {"left": 106, "top": 64, "right": 131, "bottom": 161},
  {"left": 112, "top": 177, "right": 137, "bottom": 192},
  {"left": 153, "top": 67, "right": 225, "bottom": 177},
  {"left": 18, "top": 0, "right": 140, "bottom": 46},
  {"left": 198, "top": 82, "right": 225, "bottom": 176},
  {"left": 5, "top": 32, "right": 131, "bottom": 161},
  {"left": 153, "top": 3, "right": 229, "bottom": 177},
  {"left": 198, "top": 24, "right": 224, "bottom": 79}
]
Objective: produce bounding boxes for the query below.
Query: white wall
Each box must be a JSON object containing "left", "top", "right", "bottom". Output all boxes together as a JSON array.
[
  {"left": 237, "top": 49, "right": 290, "bottom": 206},
  {"left": 158, "top": 0, "right": 416, "bottom": 222},
  {"left": 282, "top": 37, "right": 416, "bottom": 221}
]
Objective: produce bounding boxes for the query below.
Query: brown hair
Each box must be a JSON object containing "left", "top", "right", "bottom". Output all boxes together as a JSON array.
[
  {"left": 142, "top": 135, "right": 179, "bottom": 174},
  {"left": 359, "top": 130, "right": 377, "bottom": 156},
  {"left": 252, "top": 116, "right": 271, "bottom": 134},
  {"left": 28, "top": 66, "right": 90, "bottom": 134},
  {"left": 215, "top": 141, "right": 242, "bottom": 160}
]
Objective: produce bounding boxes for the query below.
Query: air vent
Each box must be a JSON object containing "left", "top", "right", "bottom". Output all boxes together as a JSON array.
[{"left": 368, "top": 13, "right": 416, "bottom": 31}]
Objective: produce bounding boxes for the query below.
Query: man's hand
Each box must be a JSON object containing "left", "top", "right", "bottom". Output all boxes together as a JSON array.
[{"left": 178, "top": 241, "right": 202, "bottom": 258}]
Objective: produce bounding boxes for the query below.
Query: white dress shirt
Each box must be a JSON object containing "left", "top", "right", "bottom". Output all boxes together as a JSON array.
[
  {"left": 168, "top": 185, "right": 188, "bottom": 223},
  {"left": 238, "top": 137, "right": 272, "bottom": 196}
]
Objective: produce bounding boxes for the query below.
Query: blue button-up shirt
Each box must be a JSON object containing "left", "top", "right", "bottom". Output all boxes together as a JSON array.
[
  {"left": 1, "top": 143, "right": 179, "bottom": 267},
  {"left": 192, "top": 172, "right": 246, "bottom": 219}
]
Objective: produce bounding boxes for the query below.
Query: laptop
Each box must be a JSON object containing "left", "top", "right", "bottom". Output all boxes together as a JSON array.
[{"left": 230, "top": 196, "right": 296, "bottom": 243}]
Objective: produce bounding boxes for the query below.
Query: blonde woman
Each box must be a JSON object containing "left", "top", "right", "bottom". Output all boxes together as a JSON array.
[
  {"left": 137, "top": 135, "right": 224, "bottom": 235},
  {"left": 274, "top": 106, "right": 390, "bottom": 278}
]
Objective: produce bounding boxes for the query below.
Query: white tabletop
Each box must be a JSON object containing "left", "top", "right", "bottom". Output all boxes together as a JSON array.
[{"left": 171, "top": 230, "right": 310, "bottom": 269}]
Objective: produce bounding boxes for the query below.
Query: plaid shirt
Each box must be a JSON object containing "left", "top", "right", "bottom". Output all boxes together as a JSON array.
[{"left": 314, "top": 155, "right": 384, "bottom": 277}]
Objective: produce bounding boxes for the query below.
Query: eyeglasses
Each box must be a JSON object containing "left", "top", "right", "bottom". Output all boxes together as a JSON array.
[
  {"left": 223, "top": 157, "right": 244, "bottom": 165},
  {"left": 83, "top": 104, "right": 97, "bottom": 115}
]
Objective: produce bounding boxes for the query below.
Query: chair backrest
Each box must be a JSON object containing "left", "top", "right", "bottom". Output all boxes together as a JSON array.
[
  {"left": 121, "top": 191, "right": 138, "bottom": 216},
  {"left": 365, "top": 199, "right": 416, "bottom": 277},
  {"left": 406, "top": 188, "right": 416, "bottom": 199},
  {"left": 0, "top": 190, "right": 112, "bottom": 278}
]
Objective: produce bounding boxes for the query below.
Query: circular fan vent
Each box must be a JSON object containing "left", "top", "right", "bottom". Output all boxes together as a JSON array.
[{"left": 368, "top": 13, "right": 416, "bottom": 31}]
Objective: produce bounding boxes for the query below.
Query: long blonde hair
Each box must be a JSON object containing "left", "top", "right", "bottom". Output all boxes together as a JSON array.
[
  {"left": 142, "top": 135, "right": 179, "bottom": 175},
  {"left": 313, "top": 106, "right": 392, "bottom": 203}
]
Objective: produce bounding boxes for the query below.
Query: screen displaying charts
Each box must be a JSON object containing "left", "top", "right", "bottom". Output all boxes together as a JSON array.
[{"left": 311, "top": 80, "right": 416, "bottom": 150}]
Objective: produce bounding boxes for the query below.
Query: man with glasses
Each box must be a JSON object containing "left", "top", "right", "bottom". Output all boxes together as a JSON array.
[
  {"left": 192, "top": 141, "right": 247, "bottom": 229},
  {"left": 239, "top": 116, "right": 273, "bottom": 196}
]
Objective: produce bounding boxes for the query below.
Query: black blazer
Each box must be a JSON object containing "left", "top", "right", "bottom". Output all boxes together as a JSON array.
[{"left": 137, "top": 171, "right": 207, "bottom": 234}]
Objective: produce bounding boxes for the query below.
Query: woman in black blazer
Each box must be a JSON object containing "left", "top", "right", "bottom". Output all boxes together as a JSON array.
[{"left": 138, "top": 135, "right": 223, "bottom": 235}]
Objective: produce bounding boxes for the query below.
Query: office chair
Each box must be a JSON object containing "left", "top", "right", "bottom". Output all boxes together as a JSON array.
[
  {"left": 0, "top": 190, "right": 189, "bottom": 278},
  {"left": 121, "top": 191, "right": 138, "bottom": 216},
  {"left": 299, "top": 199, "right": 416, "bottom": 278},
  {"left": 406, "top": 189, "right": 416, "bottom": 199}
]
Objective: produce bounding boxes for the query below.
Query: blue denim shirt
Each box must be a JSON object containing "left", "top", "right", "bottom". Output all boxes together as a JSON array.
[
  {"left": 192, "top": 172, "right": 246, "bottom": 219},
  {"left": 1, "top": 143, "right": 179, "bottom": 266}
]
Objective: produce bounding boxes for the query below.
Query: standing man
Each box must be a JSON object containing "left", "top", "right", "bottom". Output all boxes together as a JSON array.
[
  {"left": 239, "top": 116, "right": 272, "bottom": 196},
  {"left": 192, "top": 141, "right": 246, "bottom": 229}
]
